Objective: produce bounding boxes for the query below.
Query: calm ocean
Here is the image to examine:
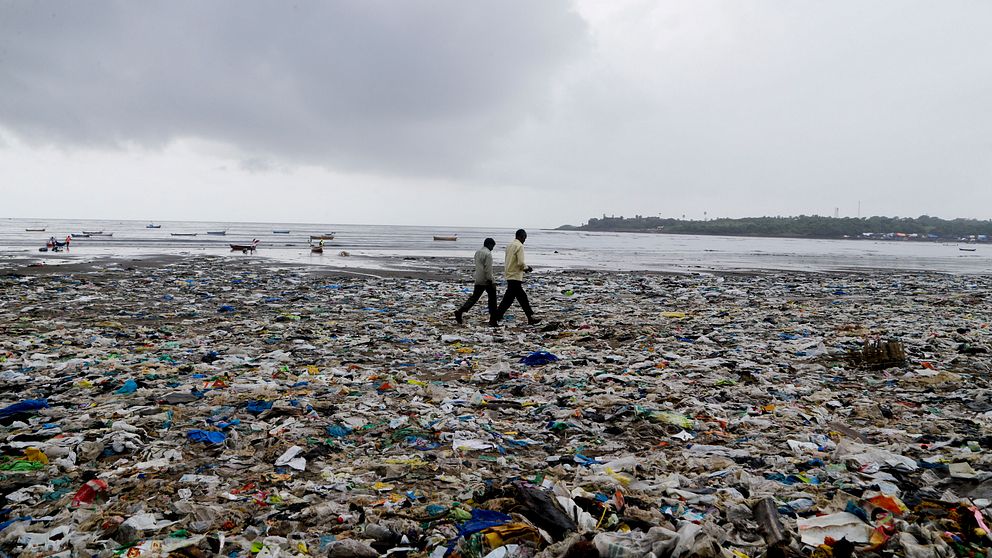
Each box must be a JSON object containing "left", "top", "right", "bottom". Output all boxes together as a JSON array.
[{"left": 1, "top": 218, "right": 988, "bottom": 274}]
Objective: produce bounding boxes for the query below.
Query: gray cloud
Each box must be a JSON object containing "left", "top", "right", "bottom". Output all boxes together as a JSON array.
[
  {"left": 486, "top": 1, "right": 992, "bottom": 220},
  {"left": 2, "top": 1, "right": 991, "bottom": 225},
  {"left": 0, "top": 1, "right": 587, "bottom": 176}
]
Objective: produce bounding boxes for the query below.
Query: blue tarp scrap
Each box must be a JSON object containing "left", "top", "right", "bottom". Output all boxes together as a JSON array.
[
  {"left": 520, "top": 351, "right": 559, "bottom": 366},
  {"left": 458, "top": 509, "right": 512, "bottom": 537},
  {"left": 245, "top": 400, "right": 274, "bottom": 415},
  {"left": 0, "top": 399, "right": 49, "bottom": 419},
  {"left": 187, "top": 430, "right": 226, "bottom": 444}
]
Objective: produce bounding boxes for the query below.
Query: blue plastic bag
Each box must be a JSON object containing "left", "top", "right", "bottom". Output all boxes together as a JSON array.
[
  {"left": 520, "top": 351, "right": 559, "bottom": 366},
  {"left": 246, "top": 400, "right": 273, "bottom": 415},
  {"left": 0, "top": 399, "right": 49, "bottom": 419},
  {"left": 187, "top": 430, "right": 226, "bottom": 444},
  {"left": 326, "top": 424, "right": 352, "bottom": 438},
  {"left": 115, "top": 379, "right": 138, "bottom": 395},
  {"left": 459, "top": 509, "right": 512, "bottom": 536}
]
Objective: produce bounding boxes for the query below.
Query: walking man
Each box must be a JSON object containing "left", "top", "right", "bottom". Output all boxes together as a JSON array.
[
  {"left": 454, "top": 238, "right": 497, "bottom": 324},
  {"left": 491, "top": 229, "right": 540, "bottom": 326}
]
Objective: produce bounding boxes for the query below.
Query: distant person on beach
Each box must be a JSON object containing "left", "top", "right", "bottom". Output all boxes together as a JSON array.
[
  {"left": 491, "top": 229, "right": 540, "bottom": 326},
  {"left": 455, "top": 238, "right": 497, "bottom": 324}
]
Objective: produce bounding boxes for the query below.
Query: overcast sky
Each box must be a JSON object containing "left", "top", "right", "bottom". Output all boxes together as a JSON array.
[{"left": 2, "top": 1, "right": 990, "bottom": 227}]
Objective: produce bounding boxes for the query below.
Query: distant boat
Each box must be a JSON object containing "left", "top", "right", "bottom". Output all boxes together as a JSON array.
[
  {"left": 171, "top": 233, "right": 198, "bottom": 237},
  {"left": 273, "top": 230, "right": 291, "bottom": 234},
  {"left": 311, "top": 245, "right": 323, "bottom": 254},
  {"left": 206, "top": 231, "right": 227, "bottom": 236},
  {"left": 960, "top": 247, "right": 977, "bottom": 252},
  {"left": 88, "top": 232, "right": 113, "bottom": 237},
  {"left": 433, "top": 235, "right": 458, "bottom": 241},
  {"left": 71, "top": 233, "right": 90, "bottom": 238},
  {"left": 230, "top": 239, "right": 260, "bottom": 252},
  {"left": 25, "top": 228, "right": 46, "bottom": 232},
  {"left": 146, "top": 224, "right": 162, "bottom": 229},
  {"left": 310, "top": 234, "right": 335, "bottom": 241},
  {"left": 81, "top": 230, "right": 107, "bottom": 235}
]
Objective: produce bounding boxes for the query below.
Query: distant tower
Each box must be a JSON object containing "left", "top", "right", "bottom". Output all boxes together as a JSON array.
[
  {"left": 834, "top": 207, "right": 839, "bottom": 218},
  {"left": 857, "top": 201, "right": 861, "bottom": 218}
]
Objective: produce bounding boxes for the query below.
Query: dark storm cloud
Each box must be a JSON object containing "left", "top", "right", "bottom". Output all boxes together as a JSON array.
[{"left": 0, "top": 1, "right": 587, "bottom": 176}]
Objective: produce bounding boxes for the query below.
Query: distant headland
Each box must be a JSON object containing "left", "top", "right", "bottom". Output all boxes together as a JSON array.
[{"left": 557, "top": 214, "right": 992, "bottom": 242}]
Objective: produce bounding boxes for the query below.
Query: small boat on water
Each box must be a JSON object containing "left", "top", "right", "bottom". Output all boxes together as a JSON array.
[
  {"left": 206, "top": 231, "right": 227, "bottom": 236},
  {"left": 310, "top": 246, "right": 323, "bottom": 254},
  {"left": 88, "top": 232, "right": 113, "bottom": 237},
  {"left": 171, "top": 232, "right": 198, "bottom": 237},
  {"left": 960, "top": 247, "right": 977, "bottom": 252},
  {"left": 71, "top": 233, "right": 90, "bottom": 238},
  {"left": 230, "top": 239, "right": 260, "bottom": 253},
  {"left": 310, "top": 234, "right": 335, "bottom": 241},
  {"left": 81, "top": 230, "right": 107, "bottom": 235},
  {"left": 146, "top": 224, "right": 162, "bottom": 229},
  {"left": 433, "top": 235, "right": 458, "bottom": 241},
  {"left": 25, "top": 228, "right": 46, "bottom": 232},
  {"left": 273, "top": 230, "right": 291, "bottom": 234}
]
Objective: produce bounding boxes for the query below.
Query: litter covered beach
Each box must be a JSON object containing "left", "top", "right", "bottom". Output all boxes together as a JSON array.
[{"left": 1, "top": 255, "right": 991, "bottom": 557}]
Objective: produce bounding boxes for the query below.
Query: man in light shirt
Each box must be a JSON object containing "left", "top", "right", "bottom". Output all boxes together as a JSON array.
[
  {"left": 455, "top": 238, "right": 498, "bottom": 324},
  {"left": 491, "top": 229, "right": 540, "bottom": 326}
]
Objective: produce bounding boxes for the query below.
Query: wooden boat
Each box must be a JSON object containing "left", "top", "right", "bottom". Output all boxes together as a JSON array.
[
  {"left": 206, "top": 231, "right": 227, "bottom": 236},
  {"left": 310, "top": 246, "right": 324, "bottom": 254},
  {"left": 960, "top": 247, "right": 977, "bottom": 252},
  {"left": 310, "top": 234, "right": 335, "bottom": 241},
  {"left": 25, "top": 228, "right": 46, "bottom": 232},
  {"left": 71, "top": 233, "right": 90, "bottom": 238},
  {"left": 146, "top": 224, "right": 162, "bottom": 229},
  {"left": 88, "top": 232, "right": 113, "bottom": 237},
  {"left": 273, "top": 230, "right": 291, "bottom": 234},
  {"left": 171, "top": 232, "right": 198, "bottom": 237},
  {"left": 433, "top": 235, "right": 458, "bottom": 241},
  {"left": 230, "top": 239, "right": 260, "bottom": 252},
  {"left": 82, "top": 230, "right": 103, "bottom": 235}
]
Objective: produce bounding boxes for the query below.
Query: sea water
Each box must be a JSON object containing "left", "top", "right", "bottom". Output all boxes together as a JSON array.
[{"left": 0, "top": 218, "right": 988, "bottom": 274}]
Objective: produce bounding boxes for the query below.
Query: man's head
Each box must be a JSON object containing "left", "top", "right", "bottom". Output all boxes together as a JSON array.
[
  {"left": 515, "top": 229, "right": 527, "bottom": 243},
  {"left": 483, "top": 238, "right": 496, "bottom": 250}
]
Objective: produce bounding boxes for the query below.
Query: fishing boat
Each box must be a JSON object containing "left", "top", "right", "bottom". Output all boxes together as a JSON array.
[
  {"left": 960, "top": 247, "right": 977, "bottom": 252},
  {"left": 81, "top": 230, "right": 105, "bottom": 235},
  {"left": 433, "top": 235, "right": 458, "bottom": 241},
  {"left": 146, "top": 223, "right": 162, "bottom": 229},
  {"left": 273, "top": 230, "right": 291, "bottom": 234},
  {"left": 310, "top": 245, "right": 324, "bottom": 254},
  {"left": 310, "top": 234, "right": 335, "bottom": 241},
  {"left": 88, "top": 232, "right": 113, "bottom": 237},
  {"left": 230, "top": 239, "right": 260, "bottom": 252},
  {"left": 25, "top": 228, "right": 46, "bottom": 232},
  {"left": 206, "top": 231, "right": 227, "bottom": 236},
  {"left": 170, "top": 232, "right": 198, "bottom": 237},
  {"left": 71, "top": 233, "right": 90, "bottom": 238}
]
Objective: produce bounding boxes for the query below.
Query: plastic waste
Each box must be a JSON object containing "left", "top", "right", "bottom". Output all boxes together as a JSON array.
[{"left": 71, "top": 479, "right": 109, "bottom": 507}]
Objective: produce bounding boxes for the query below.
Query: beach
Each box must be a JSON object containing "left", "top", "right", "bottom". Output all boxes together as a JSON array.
[{"left": 1, "top": 253, "right": 991, "bottom": 556}]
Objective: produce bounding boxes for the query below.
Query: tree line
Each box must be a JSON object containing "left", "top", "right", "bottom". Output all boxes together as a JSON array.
[{"left": 558, "top": 215, "right": 992, "bottom": 239}]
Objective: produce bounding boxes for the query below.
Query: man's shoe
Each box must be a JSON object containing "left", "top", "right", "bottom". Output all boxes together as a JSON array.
[
  {"left": 527, "top": 316, "right": 541, "bottom": 326},
  {"left": 454, "top": 310, "right": 463, "bottom": 324}
]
